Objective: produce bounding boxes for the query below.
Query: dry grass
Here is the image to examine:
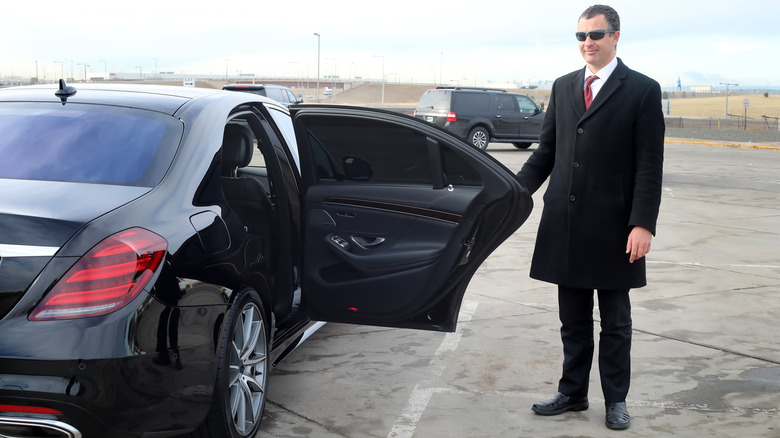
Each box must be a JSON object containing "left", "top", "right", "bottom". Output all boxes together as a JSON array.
[{"left": 667, "top": 94, "right": 780, "bottom": 119}]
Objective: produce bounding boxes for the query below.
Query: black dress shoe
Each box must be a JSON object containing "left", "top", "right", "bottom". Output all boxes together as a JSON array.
[
  {"left": 532, "top": 392, "right": 589, "bottom": 415},
  {"left": 605, "top": 402, "right": 631, "bottom": 430}
]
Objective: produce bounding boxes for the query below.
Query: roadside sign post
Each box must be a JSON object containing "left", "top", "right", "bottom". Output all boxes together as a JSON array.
[{"left": 743, "top": 98, "right": 749, "bottom": 130}]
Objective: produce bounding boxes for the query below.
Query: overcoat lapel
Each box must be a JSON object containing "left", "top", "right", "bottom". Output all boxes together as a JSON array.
[
  {"left": 568, "top": 68, "right": 587, "bottom": 118},
  {"left": 581, "top": 58, "right": 629, "bottom": 120}
]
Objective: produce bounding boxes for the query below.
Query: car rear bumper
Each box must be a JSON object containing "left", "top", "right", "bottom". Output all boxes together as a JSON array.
[
  {"left": 0, "top": 294, "right": 226, "bottom": 437},
  {"left": 0, "top": 415, "right": 82, "bottom": 438}
]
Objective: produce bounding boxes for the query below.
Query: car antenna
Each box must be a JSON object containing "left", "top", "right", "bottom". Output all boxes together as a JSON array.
[{"left": 55, "top": 79, "right": 77, "bottom": 105}]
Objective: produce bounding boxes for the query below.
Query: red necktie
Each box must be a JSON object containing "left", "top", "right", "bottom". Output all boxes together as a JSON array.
[{"left": 584, "top": 75, "right": 599, "bottom": 109}]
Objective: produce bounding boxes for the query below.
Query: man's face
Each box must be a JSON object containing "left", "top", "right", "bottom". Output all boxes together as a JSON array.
[{"left": 578, "top": 14, "right": 620, "bottom": 72}]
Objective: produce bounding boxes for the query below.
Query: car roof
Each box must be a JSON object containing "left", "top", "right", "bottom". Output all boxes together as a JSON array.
[
  {"left": 223, "top": 83, "right": 287, "bottom": 90},
  {"left": 435, "top": 86, "right": 508, "bottom": 93},
  {"left": 0, "top": 83, "right": 226, "bottom": 115}
]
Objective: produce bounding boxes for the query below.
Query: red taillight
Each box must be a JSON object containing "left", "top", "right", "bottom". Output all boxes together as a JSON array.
[
  {"left": 30, "top": 228, "right": 167, "bottom": 321},
  {"left": 413, "top": 109, "right": 417, "bottom": 117},
  {"left": 446, "top": 111, "right": 457, "bottom": 122},
  {"left": 0, "top": 404, "right": 62, "bottom": 415}
]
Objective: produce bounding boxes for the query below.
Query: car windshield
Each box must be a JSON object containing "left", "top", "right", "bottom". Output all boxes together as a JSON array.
[{"left": 0, "top": 103, "right": 182, "bottom": 186}]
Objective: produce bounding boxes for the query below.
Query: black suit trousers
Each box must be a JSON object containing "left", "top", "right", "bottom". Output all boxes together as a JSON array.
[{"left": 556, "top": 286, "right": 632, "bottom": 403}]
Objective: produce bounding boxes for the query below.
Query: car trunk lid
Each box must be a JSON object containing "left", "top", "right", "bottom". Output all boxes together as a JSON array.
[{"left": 0, "top": 179, "right": 149, "bottom": 319}]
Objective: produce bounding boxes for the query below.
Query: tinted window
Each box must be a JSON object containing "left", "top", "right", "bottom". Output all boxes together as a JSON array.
[
  {"left": 267, "top": 88, "right": 283, "bottom": 101},
  {"left": 416, "top": 90, "right": 452, "bottom": 110},
  {"left": 303, "top": 115, "right": 481, "bottom": 186},
  {"left": 495, "top": 94, "right": 516, "bottom": 111},
  {"left": 453, "top": 92, "right": 490, "bottom": 112},
  {"left": 0, "top": 103, "right": 182, "bottom": 186}
]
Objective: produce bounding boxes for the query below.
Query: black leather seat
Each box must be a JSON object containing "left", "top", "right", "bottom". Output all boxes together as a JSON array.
[{"left": 220, "top": 124, "right": 276, "bottom": 267}]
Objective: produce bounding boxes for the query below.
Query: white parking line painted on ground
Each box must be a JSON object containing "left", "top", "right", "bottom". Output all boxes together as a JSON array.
[
  {"left": 648, "top": 260, "right": 780, "bottom": 269},
  {"left": 387, "top": 300, "right": 479, "bottom": 438}
]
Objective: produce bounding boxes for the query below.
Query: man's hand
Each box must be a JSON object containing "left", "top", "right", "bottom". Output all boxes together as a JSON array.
[{"left": 626, "top": 226, "right": 652, "bottom": 263}]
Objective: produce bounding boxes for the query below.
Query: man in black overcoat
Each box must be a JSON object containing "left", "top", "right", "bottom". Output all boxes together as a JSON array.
[{"left": 515, "top": 4, "right": 664, "bottom": 431}]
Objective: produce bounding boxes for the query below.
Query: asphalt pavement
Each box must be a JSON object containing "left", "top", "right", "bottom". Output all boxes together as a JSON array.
[{"left": 257, "top": 139, "right": 780, "bottom": 438}]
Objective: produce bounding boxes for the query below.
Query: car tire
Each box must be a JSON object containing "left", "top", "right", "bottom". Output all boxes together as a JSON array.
[
  {"left": 195, "top": 287, "right": 270, "bottom": 438},
  {"left": 512, "top": 142, "right": 532, "bottom": 149},
  {"left": 468, "top": 127, "right": 490, "bottom": 150}
]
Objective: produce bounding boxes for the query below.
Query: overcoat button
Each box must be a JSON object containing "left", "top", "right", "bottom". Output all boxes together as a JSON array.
[
  {"left": 577, "top": 128, "right": 584, "bottom": 134},
  {"left": 572, "top": 162, "right": 580, "bottom": 168},
  {"left": 569, "top": 195, "right": 576, "bottom": 202}
]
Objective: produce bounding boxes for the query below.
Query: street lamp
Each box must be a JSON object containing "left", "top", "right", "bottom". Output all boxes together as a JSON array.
[
  {"left": 77, "top": 63, "right": 89, "bottom": 82},
  {"left": 719, "top": 82, "right": 738, "bottom": 117},
  {"left": 373, "top": 55, "right": 384, "bottom": 105},
  {"left": 314, "top": 33, "right": 320, "bottom": 101},
  {"left": 135, "top": 66, "right": 143, "bottom": 81}
]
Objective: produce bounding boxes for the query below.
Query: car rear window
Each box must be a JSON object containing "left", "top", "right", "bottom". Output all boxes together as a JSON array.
[
  {"left": 416, "top": 90, "right": 452, "bottom": 110},
  {"left": 0, "top": 103, "right": 182, "bottom": 186}
]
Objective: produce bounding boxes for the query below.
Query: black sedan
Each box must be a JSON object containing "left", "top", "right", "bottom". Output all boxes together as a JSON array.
[{"left": 0, "top": 81, "right": 532, "bottom": 438}]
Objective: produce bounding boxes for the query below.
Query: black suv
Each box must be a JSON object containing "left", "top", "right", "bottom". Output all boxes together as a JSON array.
[
  {"left": 414, "top": 87, "right": 545, "bottom": 150},
  {"left": 223, "top": 83, "right": 303, "bottom": 107}
]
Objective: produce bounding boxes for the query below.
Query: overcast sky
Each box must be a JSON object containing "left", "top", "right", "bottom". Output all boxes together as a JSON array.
[{"left": 2, "top": 0, "right": 777, "bottom": 88}]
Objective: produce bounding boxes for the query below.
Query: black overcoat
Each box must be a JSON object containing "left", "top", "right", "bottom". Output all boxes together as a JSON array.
[{"left": 516, "top": 58, "right": 665, "bottom": 289}]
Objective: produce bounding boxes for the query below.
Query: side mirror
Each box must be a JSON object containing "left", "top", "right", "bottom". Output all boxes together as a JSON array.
[{"left": 343, "top": 156, "right": 372, "bottom": 181}]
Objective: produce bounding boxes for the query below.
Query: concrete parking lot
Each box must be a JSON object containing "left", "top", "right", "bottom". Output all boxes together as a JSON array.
[{"left": 257, "top": 140, "right": 780, "bottom": 438}]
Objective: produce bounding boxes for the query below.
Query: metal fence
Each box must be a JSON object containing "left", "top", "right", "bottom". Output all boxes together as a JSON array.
[{"left": 664, "top": 115, "right": 778, "bottom": 131}]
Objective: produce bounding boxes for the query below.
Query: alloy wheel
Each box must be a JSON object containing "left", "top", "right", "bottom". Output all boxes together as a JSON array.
[
  {"left": 470, "top": 128, "right": 488, "bottom": 150},
  {"left": 228, "top": 302, "right": 268, "bottom": 436}
]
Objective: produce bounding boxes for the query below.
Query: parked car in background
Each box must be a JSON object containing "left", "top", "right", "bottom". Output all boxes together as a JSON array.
[
  {"left": 413, "top": 87, "right": 545, "bottom": 150},
  {"left": 0, "top": 82, "right": 532, "bottom": 438},
  {"left": 223, "top": 83, "right": 303, "bottom": 107}
]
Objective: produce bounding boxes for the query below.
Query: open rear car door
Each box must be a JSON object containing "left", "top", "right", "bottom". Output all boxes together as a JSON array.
[{"left": 292, "top": 106, "right": 532, "bottom": 332}]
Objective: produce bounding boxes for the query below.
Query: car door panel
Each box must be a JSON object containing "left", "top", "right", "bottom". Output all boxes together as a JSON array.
[
  {"left": 292, "top": 106, "right": 532, "bottom": 332},
  {"left": 306, "top": 184, "right": 475, "bottom": 277}
]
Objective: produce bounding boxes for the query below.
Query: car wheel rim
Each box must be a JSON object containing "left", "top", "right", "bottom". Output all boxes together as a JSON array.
[
  {"left": 228, "top": 302, "right": 267, "bottom": 436},
  {"left": 472, "top": 131, "right": 487, "bottom": 149}
]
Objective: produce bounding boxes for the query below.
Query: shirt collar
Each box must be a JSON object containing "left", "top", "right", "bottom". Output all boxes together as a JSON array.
[{"left": 585, "top": 56, "right": 618, "bottom": 84}]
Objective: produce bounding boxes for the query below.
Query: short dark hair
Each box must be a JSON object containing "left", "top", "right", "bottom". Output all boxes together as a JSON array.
[{"left": 580, "top": 4, "right": 620, "bottom": 32}]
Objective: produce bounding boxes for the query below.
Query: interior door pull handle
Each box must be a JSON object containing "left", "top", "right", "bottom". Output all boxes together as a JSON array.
[{"left": 351, "top": 235, "right": 385, "bottom": 249}]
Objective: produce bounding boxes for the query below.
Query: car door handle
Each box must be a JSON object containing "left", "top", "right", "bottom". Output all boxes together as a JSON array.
[{"left": 351, "top": 235, "right": 385, "bottom": 249}]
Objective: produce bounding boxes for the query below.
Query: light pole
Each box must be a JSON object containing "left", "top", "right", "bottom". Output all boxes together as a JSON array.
[
  {"left": 314, "top": 33, "right": 320, "bottom": 101},
  {"left": 135, "top": 66, "right": 143, "bottom": 81},
  {"left": 440, "top": 52, "right": 443, "bottom": 86},
  {"left": 719, "top": 82, "right": 738, "bottom": 117},
  {"left": 77, "top": 63, "right": 89, "bottom": 82},
  {"left": 373, "top": 55, "right": 384, "bottom": 105},
  {"left": 55, "top": 60, "right": 64, "bottom": 79}
]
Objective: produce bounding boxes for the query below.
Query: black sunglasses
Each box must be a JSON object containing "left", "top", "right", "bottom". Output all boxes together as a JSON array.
[{"left": 575, "top": 30, "right": 615, "bottom": 41}]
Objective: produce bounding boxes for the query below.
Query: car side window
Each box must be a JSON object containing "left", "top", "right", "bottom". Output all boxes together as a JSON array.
[
  {"left": 495, "top": 95, "right": 516, "bottom": 111},
  {"left": 284, "top": 89, "right": 296, "bottom": 103},
  {"left": 515, "top": 95, "right": 539, "bottom": 114},
  {"left": 301, "top": 115, "right": 482, "bottom": 186}
]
